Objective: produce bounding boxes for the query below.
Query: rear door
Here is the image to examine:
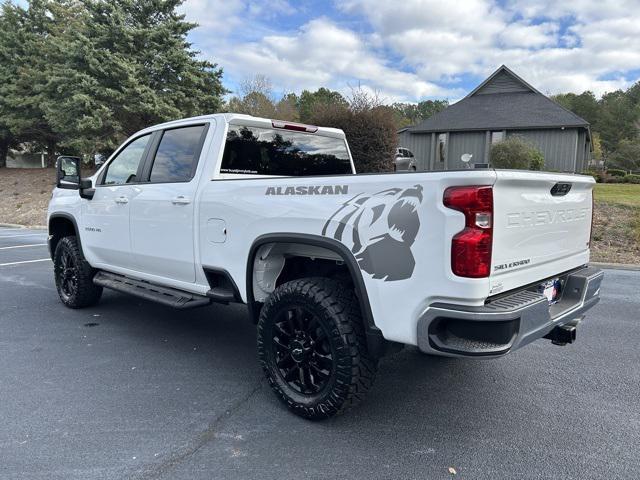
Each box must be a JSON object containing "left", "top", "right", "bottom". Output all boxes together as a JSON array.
[
  {"left": 490, "top": 170, "right": 594, "bottom": 294},
  {"left": 129, "top": 123, "right": 209, "bottom": 283}
]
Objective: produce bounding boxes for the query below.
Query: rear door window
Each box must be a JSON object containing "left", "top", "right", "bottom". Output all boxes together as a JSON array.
[
  {"left": 220, "top": 125, "right": 352, "bottom": 176},
  {"left": 148, "top": 125, "right": 206, "bottom": 183}
]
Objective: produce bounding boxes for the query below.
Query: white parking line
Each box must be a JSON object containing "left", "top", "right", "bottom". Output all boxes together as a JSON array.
[
  {"left": 0, "top": 234, "right": 48, "bottom": 239},
  {"left": 0, "top": 243, "right": 47, "bottom": 250},
  {"left": 0, "top": 258, "right": 51, "bottom": 267}
]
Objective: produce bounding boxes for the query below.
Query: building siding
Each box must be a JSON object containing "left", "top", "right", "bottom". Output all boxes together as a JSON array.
[
  {"left": 576, "top": 129, "right": 590, "bottom": 172},
  {"left": 506, "top": 129, "right": 578, "bottom": 172},
  {"left": 398, "top": 130, "right": 431, "bottom": 170},
  {"left": 474, "top": 70, "right": 531, "bottom": 95},
  {"left": 447, "top": 131, "right": 487, "bottom": 169}
]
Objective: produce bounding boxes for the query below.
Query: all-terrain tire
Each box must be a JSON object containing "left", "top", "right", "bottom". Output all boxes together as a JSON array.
[
  {"left": 257, "top": 277, "right": 378, "bottom": 420},
  {"left": 54, "top": 236, "right": 102, "bottom": 308}
]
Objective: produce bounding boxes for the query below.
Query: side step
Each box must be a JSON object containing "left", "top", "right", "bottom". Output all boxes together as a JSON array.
[
  {"left": 93, "top": 271, "right": 211, "bottom": 309},
  {"left": 206, "top": 289, "right": 236, "bottom": 303}
]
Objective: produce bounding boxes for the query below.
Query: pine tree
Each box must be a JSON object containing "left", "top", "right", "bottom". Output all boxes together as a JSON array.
[{"left": 0, "top": 0, "right": 227, "bottom": 164}]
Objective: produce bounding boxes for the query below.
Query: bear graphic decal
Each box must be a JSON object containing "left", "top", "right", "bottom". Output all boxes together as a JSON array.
[{"left": 322, "top": 184, "right": 424, "bottom": 281}]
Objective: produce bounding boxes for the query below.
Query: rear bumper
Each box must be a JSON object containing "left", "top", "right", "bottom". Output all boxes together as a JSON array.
[{"left": 417, "top": 266, "right": 603, "bottom": 357}]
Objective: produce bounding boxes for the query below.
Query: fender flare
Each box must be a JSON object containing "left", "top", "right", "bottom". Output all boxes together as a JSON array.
[
  {"left": 246, "top": 233, "right": 386, "bottom": 357},
  {"left": 48, "top": 212, "right": 82, "bottom": 260}
]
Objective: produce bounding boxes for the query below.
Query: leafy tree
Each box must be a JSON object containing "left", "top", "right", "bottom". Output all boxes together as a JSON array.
[
  {"left": 609, "top": 138, "right": 640, "bottom": 172},
  {"left": 298, "top": 88, "right": 348, "bottom": 123},
  {"left": 551, "top": 91, "right": 600, "bottom": 128},
  {"left": 275, "top": 93, "right": 300, "bottom": 121},
  {"left": 309, "top": 88, "right": 396, "bottom": 173},
  {"left": 598, "top": 90, "right": 639, "bottom": 155},
  {"left": 227, "top": 91, "right": 277, "bottom": 118},
  {"left": 390, "top": 99, "right": 449, "bottom": 129},
  {"left": 490, "top": 136, "right": 546, "bottom": 171}
]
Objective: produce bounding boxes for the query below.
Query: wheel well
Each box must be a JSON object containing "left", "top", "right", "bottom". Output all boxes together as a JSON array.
[
  {"left": 247, "top": 235, "right": 387, "bottom": 358},
  {"left": 48, "top": 216, "right": 78, "bottom": 259},
  {"left": 251, "top": 242, "right": 351, "bottom": 305},
  {"left": 278, "top": 256, "right": 352, "bottom": 289}
]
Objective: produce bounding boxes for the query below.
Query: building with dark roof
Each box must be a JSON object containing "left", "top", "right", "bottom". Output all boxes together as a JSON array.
[{"left": 398, "top": 65, "right": 592, "bottom": 172}]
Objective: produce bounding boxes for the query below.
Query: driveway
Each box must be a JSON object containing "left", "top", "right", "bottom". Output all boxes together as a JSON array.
[{"left": 1, "top": 227, "right": 638, "bottom": 479}]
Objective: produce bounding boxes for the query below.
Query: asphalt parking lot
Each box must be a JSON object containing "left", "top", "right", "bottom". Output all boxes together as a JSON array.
[{"left": 1, "top": 226, "right": 638, "bottom": 480}]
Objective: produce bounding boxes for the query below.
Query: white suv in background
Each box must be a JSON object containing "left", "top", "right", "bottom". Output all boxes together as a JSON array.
[{"left": 394, "top": 147, "right": 417, "bottom": 171}]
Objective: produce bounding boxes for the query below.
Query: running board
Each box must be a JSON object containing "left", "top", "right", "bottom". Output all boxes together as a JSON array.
[{"left": 93, "top": 271, "right": 211, "bottom": 309}]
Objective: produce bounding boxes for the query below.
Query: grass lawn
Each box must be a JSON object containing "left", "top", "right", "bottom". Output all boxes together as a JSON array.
[
  {"left": 593, "top": 183, "right": 640, "bottom": 208},
  {"left": 591, "top": 183, "right": 640, "bottom": 264}
]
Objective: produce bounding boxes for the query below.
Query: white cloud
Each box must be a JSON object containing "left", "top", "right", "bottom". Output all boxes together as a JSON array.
[{"left": 182, "top": 0, "right": 640, "bottom": 102}]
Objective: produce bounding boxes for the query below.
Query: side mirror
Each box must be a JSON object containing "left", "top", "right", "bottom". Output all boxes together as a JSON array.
[
  {"left": 56, "top": 155, "right": 95, "bottom": 200},
  {"left": 56, "top": 156, "right": 81, "bottom": 189}
]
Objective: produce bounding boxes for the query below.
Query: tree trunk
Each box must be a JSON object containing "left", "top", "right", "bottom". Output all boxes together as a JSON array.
[
  {"left": 0, "top": 138, "right": 8, "bottom": 168},
  {"left": 46, "top": 140, "right": 57, "bottom": 168}
]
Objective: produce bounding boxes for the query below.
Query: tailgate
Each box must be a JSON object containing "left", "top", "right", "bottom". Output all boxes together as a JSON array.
[{"left": 490, "top": 170, "right": 594, "bottom": 295}]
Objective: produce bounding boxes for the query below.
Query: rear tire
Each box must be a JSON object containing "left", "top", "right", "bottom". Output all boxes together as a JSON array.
[
  {"left": 257, "top": 277, "right": 378, "bottom": 420},
  {"left": 54, "top": 236, "right": 102, "bottom": 308}
]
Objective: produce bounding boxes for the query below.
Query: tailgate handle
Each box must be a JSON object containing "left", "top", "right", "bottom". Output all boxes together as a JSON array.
[{"left": 550, "top": 183, "right": 572, "bottom": 196}]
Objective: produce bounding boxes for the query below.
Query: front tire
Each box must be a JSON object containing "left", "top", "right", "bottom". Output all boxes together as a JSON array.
[
  {"left": 54, "top": 236, "right": 102, "bottom": 308},
  {"left": 257, "top": 277, "right": 377, "bottom": 420}
]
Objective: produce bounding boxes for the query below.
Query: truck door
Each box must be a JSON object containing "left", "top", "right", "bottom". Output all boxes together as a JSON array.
[
  {"left": 129, "top": 124, "right": 209, "bottom": 284},
  {"left": 81, "top": 134, "right": 152, "bottom": 268}
]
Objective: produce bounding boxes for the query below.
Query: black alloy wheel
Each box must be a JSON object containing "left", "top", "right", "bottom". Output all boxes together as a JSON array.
[
  {"left": 57, "top": 248, "right": 79, "bottom": 302},
  {"left": 258, "top": 277, "right": 377, "bottom": 420},
  {"left": 54, "top": 236, "right": 102, "bottom": 308},
  {"left": 271, "top": 305, "right": 334, "bottom": 395}
]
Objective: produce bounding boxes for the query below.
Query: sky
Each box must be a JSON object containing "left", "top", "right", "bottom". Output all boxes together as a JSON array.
[{"left": 181, "top": 0, "right": 640, "bottom": 103}]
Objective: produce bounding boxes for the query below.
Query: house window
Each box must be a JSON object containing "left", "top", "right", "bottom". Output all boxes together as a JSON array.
[
  {"left": 437, "top": 133, "right": 447, "bottom": 163},
  {"left": 491, "top": 131, "right": 504, "bottom": 144}
]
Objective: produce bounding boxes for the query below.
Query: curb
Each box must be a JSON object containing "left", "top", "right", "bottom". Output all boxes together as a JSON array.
[
  {"left": 590, "top": 262, "right": 640, "bottom": 271},
  {"left": 0, "top": 223, "right": 47, "bottom": 230}
]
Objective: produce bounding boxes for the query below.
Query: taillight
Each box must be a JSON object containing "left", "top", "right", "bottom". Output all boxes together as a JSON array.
[
  {"left": 443, "top": 186, "right": 493, "bottom": 278},
  {"left": 271, "top": 120, "right": 318, "bottom": 133}
]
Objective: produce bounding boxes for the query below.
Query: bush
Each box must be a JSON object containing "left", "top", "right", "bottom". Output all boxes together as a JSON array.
[
  {"left": 490, "top": 136, "right": 546, "bottom": 171},
  {"left": 529, "top": 150, "right": 544, "bottom": 171},
  {"left": 584, "top": 169, "right": 602, "bottom": 182},
  {"left": 624, "top": 174, "right": 640, "bottom": 184},
  {"left": 607, "top": 168, "right": 627, "bottom": 177},
  {"left": 309, "top": 90, "right": 396, "bottom": 173}
]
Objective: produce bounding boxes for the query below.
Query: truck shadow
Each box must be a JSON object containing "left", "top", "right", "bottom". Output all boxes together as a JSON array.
[{"left": 93, "top": 290, "right": 548, "bottom": 439}]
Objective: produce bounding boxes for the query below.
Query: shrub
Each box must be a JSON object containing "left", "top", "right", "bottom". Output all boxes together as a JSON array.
[
  {"left": 624, "top": 174, "right": 640, "bottom": 184},
  {"left": 584, "top": 170, "right": 602, "bottom": 182},
  {"left": 607, "top": 168, "right": 627, "bottom": 177},
  {"left": 490, "top": 136, "right": 546, "bottom": 171},
  {"left": 529, "top": 150, "right": 545, "bottom": 171},
  {"left": 309, "top": 90, "right": 396, "bottom": 173}
]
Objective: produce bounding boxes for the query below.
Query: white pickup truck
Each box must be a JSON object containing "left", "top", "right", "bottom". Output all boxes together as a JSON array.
[{"left": 48, "top": 113, "right": 603, "bottom": 419}]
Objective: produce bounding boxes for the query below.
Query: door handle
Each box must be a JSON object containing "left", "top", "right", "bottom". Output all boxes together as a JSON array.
[
  {"left": 114, "top": 196, "right": 129, "bottom": 204},
  {"left": 172, "top": 196, "right": 191, "bottom": 205}
]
